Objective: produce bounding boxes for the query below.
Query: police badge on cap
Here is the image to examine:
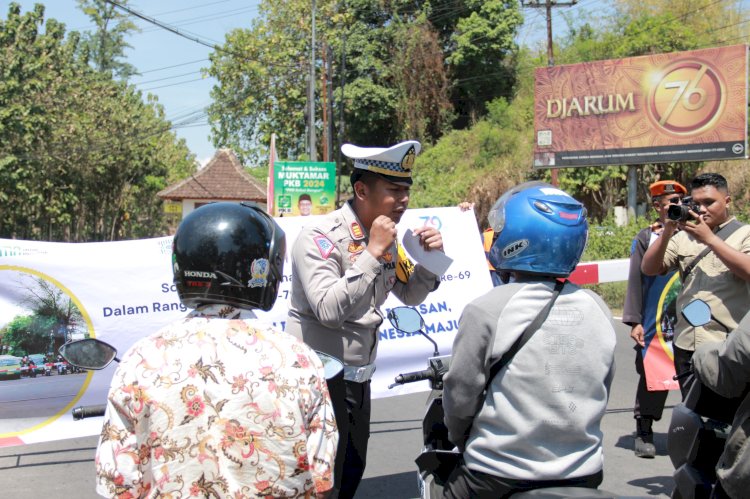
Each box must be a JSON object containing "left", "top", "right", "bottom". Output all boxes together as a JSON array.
[{"left": 342, "top": 140, "right": 421, "bottom": 186}]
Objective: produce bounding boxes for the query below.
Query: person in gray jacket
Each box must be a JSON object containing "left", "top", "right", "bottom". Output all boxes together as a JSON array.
[
  {"left": 287, "top": 140, "right": 444, "bottom": 498},
  {"left": 692, "top": 310, "right": 750, "bottom": 499},
  {"left": 442, "top": 181, "right": 617, "bottom": 498}
]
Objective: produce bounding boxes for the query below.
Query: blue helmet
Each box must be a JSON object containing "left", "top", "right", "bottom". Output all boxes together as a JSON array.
[{"left": 487, "top": 181, "right": 588, "bottom": 277}]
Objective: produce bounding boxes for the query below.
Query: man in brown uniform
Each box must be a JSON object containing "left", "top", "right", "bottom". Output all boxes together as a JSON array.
[
  {"left": 286, "top": 140, "right": 445, "bottom": 498},
  {"left": 642, "top": 173, "right": 750, "bottom": 398}
]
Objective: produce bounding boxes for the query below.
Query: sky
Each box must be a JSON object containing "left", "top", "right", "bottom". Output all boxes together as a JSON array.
[{"left": 8, "top": 0, "right": 602, "bottom": 167}]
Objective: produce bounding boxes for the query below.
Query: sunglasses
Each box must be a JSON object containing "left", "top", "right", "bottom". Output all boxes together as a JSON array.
[{"left": 665, "top": 196, "right": 682, "bottom": 204}]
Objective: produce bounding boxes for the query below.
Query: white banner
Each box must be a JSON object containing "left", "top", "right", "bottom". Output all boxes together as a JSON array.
[{"left": 0, "top": 207, "right": 492, "bottom": 446}]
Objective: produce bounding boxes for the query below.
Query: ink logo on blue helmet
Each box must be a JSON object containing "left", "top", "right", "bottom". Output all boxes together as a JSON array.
[{"left": 502, "top": 239, "right": 529, "bottom": 259}]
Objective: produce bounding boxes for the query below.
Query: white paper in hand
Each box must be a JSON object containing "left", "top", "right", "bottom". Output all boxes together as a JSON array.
[{"left": 401, "top": 229, "right": 454, "bottom": 276}]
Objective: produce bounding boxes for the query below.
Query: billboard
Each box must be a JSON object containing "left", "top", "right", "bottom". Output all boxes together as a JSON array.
[
  {"left": 533, "top": 44, "right": 748, "bottom": 168},
  {"left": 271, "top": 161, "right": 337, "bottom": 216}
]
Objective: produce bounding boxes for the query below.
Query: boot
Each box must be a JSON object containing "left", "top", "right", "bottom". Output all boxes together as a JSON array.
[{"left": 634, "top": 417, "right": 656, "bottom": 458}]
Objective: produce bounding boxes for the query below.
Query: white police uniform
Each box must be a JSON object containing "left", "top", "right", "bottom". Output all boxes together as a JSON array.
[
  {"left": 286, "top": 140, "right": 440, "bottom": 376},
  {"left": 286, "top": 140, "right": 442, "bottom": 499}
]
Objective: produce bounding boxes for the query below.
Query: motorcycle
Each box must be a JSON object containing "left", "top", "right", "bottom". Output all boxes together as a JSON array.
[
  {"left": 667, "top": 299, "right": 743, "bottom": 499},
  {"left": 54, "top": 354, "right": 73, "bottom": 375},
  {"left": 386, "top": 306, "right": 617, "bottom": 499},
  {"left": 20, "top": 358, "right": 37, "bottom": 378}
]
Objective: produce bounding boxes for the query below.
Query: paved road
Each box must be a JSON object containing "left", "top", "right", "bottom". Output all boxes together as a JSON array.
[
  {"left": 0, "top": 321, "right": 681, "bottom": 498},
  {"left": 0, "top": 372, "right": 88, "bottom": 428}
]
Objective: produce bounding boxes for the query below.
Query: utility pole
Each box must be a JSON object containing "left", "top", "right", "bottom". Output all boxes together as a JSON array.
[
  {"left": 521, "top": 0, "right": 577, "bottom": 186},
  {"left": 321, "top": 42, "right": 329, "bottom": 162},
  {"left": 326, "top": 43, "right": 334, "bottom": 164},
  {"left": 335, "top": 0, "right": 346, "bottom": 207},
  {"left": 309, "top": 0, "right": 317, "bottom": 162}
]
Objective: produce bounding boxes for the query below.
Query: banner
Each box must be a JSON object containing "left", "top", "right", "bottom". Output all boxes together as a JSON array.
[
  {"left": 272, "top": 161, "right": 337, "bottom": 216},
  {"left": 0, "top": 207, "right": 492, "bottom": 446},
  {"left": 534, "top": 44, "right": 748, "bottom": 168},
  {"left": 644, "top": 273, "right": 680, "bottom": 391}
]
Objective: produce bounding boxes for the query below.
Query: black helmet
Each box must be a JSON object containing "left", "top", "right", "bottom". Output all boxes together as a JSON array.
[{"left": 173, "top": 202, "right": 285, "bottom": 311}]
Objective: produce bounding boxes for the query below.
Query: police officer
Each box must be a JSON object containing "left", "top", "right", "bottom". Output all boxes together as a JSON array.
[{"left": 286, "top": 140, "right": 445, "bottom": 498}]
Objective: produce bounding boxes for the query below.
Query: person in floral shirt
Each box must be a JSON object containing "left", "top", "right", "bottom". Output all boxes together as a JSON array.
[{"left": 95, "top": 202, "right": 337, "bottom": 498}]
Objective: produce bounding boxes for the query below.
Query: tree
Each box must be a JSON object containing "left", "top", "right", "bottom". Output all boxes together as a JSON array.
[
  {"left": 2, "top": 315, "right": 56, "bottom": 355},
  {"left": 76, "top": 0, "right": 139, "bottom": 79},
  {"left": 206, "top": 0, "right": 522, "bottom": 164},
  {"left": 0, "top": 3, "right": 195, "bottom": 241},
  {"left": 439, "top": 0, "right": 523, "bottom": 127}
]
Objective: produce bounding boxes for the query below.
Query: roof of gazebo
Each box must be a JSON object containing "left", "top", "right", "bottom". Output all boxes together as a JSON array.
[{"left": 158, "top": 149, "right": 265, "bottom": 201}]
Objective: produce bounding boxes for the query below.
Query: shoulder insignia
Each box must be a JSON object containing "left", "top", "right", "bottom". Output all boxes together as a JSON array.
[
  {"left": 348, "top": 241, "right": 365, "bottom": 254},
  {"left": 381, "top": 251, "right": 393, "bottom": 263},
  {"left": 350, "top": 222, "right": 365, "bottom": 240},
  {"left": 314, "top": 235, "right": 335, "bottom": 259}
]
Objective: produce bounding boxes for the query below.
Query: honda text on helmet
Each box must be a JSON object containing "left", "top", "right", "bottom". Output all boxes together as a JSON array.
[
  {"left": 172, "top": 202, "right": 286, "bottom": 311},
  {"left": 487, "top": 181, "right": 588, "bottom": 277}
]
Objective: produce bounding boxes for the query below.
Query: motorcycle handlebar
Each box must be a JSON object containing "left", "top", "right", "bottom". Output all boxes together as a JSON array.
[
  {"left": 393, "top": 368, "right": 435, "bottom": 386},
  {"left": 72, "top": 404, "right": 106, "bottom": 420}
]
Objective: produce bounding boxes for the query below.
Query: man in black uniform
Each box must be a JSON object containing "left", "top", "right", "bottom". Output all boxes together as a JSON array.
[{"left": 622, "top": 180, "right": 685, "bottom": 458}]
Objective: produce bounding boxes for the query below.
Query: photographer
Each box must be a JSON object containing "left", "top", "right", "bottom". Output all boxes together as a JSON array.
[{"left": 641, "top": 173, "right": 750, "bottom": 397}]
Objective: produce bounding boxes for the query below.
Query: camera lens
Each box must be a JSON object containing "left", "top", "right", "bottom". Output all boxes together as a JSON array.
[{"left": 667, "top": 204, "right": 690, "bottom": 222}]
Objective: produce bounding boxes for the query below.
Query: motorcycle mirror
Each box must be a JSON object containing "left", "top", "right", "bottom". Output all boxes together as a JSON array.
[
  {"left": 387, "top": 306, "right": 439, "bottom": 357},
  {"left": 314, "top": 351, "right": 344, "bottom": 382},
  {"left": 59, "top": 339, "right": 119, "bottom": 370},
  {"left": 387, "top": 306, "right": 425, "bottom": 334},
  {"left": 682, "top": 299, "right": 711, "bottom": 327}
]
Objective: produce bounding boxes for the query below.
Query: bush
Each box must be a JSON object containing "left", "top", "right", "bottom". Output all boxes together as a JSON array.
[
  {"left": 584, "top": 281, "right": 628, "bottom": 315},
  {"left": 582, "top": 216, "right": 642, "bottom": 262}
]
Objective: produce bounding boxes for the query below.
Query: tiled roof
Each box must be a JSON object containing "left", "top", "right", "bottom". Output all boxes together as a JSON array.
[{"left": 158, "top": 149, "right": 266, "bottom": 201}]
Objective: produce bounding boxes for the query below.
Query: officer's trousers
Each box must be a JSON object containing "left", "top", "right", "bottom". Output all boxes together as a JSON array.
[{"left": 328, "top": 377, "right": 371, "bottom": 499}]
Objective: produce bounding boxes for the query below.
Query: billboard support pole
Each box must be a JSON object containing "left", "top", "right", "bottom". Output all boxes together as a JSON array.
[{"left": 627, "top": 165, "right": 638, "bottom": 223}]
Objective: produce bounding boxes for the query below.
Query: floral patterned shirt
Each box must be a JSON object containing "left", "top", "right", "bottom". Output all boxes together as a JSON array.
[{"left": 95, "top": 305, "right": 337, "bottom": 498}]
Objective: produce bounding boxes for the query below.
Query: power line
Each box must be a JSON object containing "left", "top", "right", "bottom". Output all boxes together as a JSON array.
[
  {"left": 139, "top": 57, "right": 208, "bottom": 74},
  {"left": 134, "top": 70, "right": 203, "bottom": 85},
  {"left": 103, "top": 0, "right": 228, "bottom": 52},
  {"left": 69, "top": 0, "right": 239, "bottom": 31},
  {"left": 141, "top": 76, "right": 207, "bottom": 92},
  {"left": 140, "top": 5, "right": 259, "bottom": 35},
  {"left": 149, "top": 0, "right": 237, "bottom": 18},
  {"left": 103, "top": 0, "right": 303, "bottom": 71}
]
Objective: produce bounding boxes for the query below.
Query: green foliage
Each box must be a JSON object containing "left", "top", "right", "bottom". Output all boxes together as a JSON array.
[
  {"left": 75, "top": 0, "right": 139, "bottom": 79},
  {"left": 583, "top": 281, "right": 628, "bottom": 314},
  {"left": 611, "top": 13, "right": 701, "bottom": 57},
  {"left": 206, "top": 0, "right": 522, "bottom": 164},
  {"left": 579, "top": 218, "right": 642, "bottom": 312},
  {"left": 582, "top": 217, "right": 641, "bottom": 261},
  {"left": 0, "top": 3, "right": 195, "bottom": 241},
  {"left": 2, "top": 314, "right": 56, "bottom": 356}
]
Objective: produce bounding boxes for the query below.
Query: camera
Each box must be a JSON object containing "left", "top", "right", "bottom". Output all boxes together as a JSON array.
[{"left": 667, "top": 196, "right": 700, "bottom": 222}]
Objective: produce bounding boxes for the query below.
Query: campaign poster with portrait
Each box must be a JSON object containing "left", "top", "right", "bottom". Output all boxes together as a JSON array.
[{"left": 272, "top": 161, "right": 337, "bottom": 216}]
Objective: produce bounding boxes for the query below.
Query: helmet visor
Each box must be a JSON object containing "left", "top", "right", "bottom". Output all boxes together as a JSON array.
[{"left": 488, "top": 181, "right": 549, "bottom": 232}]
